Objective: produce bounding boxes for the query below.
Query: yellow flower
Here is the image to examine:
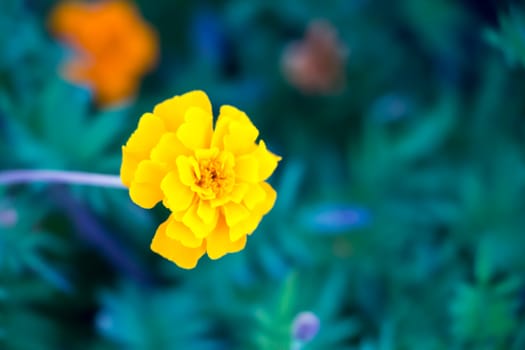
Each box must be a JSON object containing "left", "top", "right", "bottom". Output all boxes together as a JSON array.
[{"left": 120, "top": 91, "right": 281, "bottom": 269}]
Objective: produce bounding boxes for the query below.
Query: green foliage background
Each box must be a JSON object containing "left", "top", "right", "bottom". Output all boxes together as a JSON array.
[{"left": 2, "top": 0, "right": 525, "bottom": 349}]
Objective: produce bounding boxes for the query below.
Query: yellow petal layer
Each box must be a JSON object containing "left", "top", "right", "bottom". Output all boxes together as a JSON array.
[
  {"left": 166, "top": 215, "right": 203, "bottom": 248},
  {"left": 150, "top": 220, "right": 206, "bottom": 269},
  {"left": 255, "top": 182, "right": 277, "bottom": 216},
  {"left": 176, "top": 107, "right": 213, "bottom": 150},
  {"left": 197, "top": 200, "right": 218, "bottom": 225},
  {"left": 229, "top": 183, "right": 276, "bottom": 240},
  {"left": 242, "top": 184, "right": 267, "bottom": 210},
  {"left": 124, "top": 113, "right": 165, "bottom": 157},
  {"left": 223, "top": 202, "right": 250, "bottom": 227},
  {"left": 153, "top": 90, "right": 212, "bottom": 132},
  {"left": 128, "top": 160, "right": 166, "bottom": 208},
  {"left": 212, "top": 105, "right": 259, "bottom": 155},
  {"left": 160, "top": 171, "right": 195, "bottom": 212},
  {"left": 176, "top": 156, "right": 199, "bottom": 186},
  {"left": 120, "top": 147, "right": 141, "bottom": 187},
  {"left": 229, "top": 183, "right": 249, "bottom": 203},
  {"left": 229, "top": 213, "right": 263, "bottom": 241},
  {"left": 129, "top": 182, "right": 163, "bottom": 209},
  {"left": 234, "top": 155, "right": 259, "bottom": 183},
  {"left": 223, "top": 122, "right": 259, "bottom": 155},
  {"left": 206, "top": 216, "right": 247, "bottom": 260},
  {"left": 182, "top": 202, "right": 218, "bottom": 238},
  {"left": 253, "top": 140, "right": 281, "bottom": 181},
  {"left": 133, "top": 160, "right": 165, "bottom": 183},
  {"left": 151, "top": 132, "right": 190, "bottom": 166}
]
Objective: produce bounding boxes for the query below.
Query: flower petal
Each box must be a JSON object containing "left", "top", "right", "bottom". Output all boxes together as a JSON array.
[
  {"left": 223, "top": 202, "right": 250, "bottom": 227},
  {"left": 254, "top": 182, "right": 277, "bottom": 215},
  {"left": 150, "top": 220, "right": 206, "bottom": 269},
  {"left": 160, "top": 171, "right": 194, "bottom": 212},
  {"left": 151, "top": 132, "right": 190, "bottom": 167},
  {"left": 253, "top": 140, "right": 281, "bottom": 181},
  {"left": 128, "top": 160, "right": 166, "bottom": 208},
  {"left": 129, "top": 182, "right": 163, "bottom": 209},
  {"left": 125, "top": 113, "right": 165, "bottom": 157},
  {"left": 229, "top": 183, "right": 249, "bottom": 203},
  {"left": 210, "top": 195, "right": 231, "bottom": 208},
  {"left": 120, "top": 146, "right": 141, "bottom": 187},
  {"left": 133, "top": 159, "right": 166, "bottom": 183},
  {"left": 182, "top": 202, "right": 218, "bottom": 238},
  {"left": 212, "top": 105, "right": 259, "bottom": 155},
  {"left": 224, "top": 126, "right": 259, "bottom": 155},
  {"left": 197, "top": 200, "right": 218, "bottom": 225},
  {"left": 206, "top": 216, "right": 247, "bottom": 260},
  {"left": 229, "top": 183, "right": 276, "bottom": 240},
  {"left": 195, "top": 147, "right": 220, "bottom": 161},
  {"left": 153, "top": 90, "right": 212, "bottom": 132},
  {"left": 234, "top": 155, "right": 259, "bottom": 183},
  {"left": 227, "top": 234, "right": 247, "bottom": 254},
  {"left": 166, "top": 216, "right": 203, "bottom": 248},
  {"left": 176, "top": 156, "right": 199, "bottom": 186},
  {"left": 229, "top": 213, "right": 263, "bottom": 241},
  {"left": 242, "top": 184, "right": 267, "bottom": 210},
  {"left": 176, "top": 107, "right": 213, "bottom": 150}
]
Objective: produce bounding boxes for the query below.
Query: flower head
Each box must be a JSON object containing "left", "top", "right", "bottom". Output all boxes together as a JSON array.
[
  {"left": 49, "top": 0, "right": 159, "bottom": 106},
  {"left": 120, "top": 91, "right": 281, "bottom": 268}
]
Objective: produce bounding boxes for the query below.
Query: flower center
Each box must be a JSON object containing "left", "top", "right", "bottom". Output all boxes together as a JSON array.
[{"left": 193, "top": 155, "right": 234, "bottom": 200}]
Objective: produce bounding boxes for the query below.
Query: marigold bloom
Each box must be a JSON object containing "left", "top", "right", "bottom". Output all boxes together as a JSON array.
[
  {"left": 49, "top": 0, "right": 158, "bottom": 106},
  {"left": 120, "top": 91, "right": 281, "bottom": 268}
]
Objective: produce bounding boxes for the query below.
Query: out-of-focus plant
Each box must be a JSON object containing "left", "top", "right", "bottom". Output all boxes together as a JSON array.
[
  {"left": 2, "top": 78, "right": 127, "bottom": 172},
  {"left": 0, "top": 193, "right": 68, "bottom": 350},
  {"left": 48, "top": 0, "right": 159, "bottom": 107},
  {"left": 450, "top": 243, "right": 521, "bottom": 348},
  {"left": 486, "top": 7, "right": 525, "bottom": 69},
  {"left": 95, "top": 282, "right": 222, "bottom": 350},
  {"left": 245, "top": 270, "right": 360, "bottom": 350}
]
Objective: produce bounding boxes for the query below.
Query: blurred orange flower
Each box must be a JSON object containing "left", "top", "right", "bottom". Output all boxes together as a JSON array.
[
  {"left": 49, "top": 0, "right": 159, "bottom": 106},
  {"left": 282, "top": 20, "right": 347, "bottom": 94}
]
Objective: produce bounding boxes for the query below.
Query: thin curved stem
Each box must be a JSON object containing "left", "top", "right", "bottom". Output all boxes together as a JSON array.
[{"left": 0, "top": 169, "right": 125, "bottom": 189}]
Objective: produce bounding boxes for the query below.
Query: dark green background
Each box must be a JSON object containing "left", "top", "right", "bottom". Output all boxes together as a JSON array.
[{"left": 2, "top": 0, "right": 525, "bottom": 349}]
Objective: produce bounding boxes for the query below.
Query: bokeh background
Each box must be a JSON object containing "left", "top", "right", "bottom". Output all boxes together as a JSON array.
[{"left": 2, "top": 0, "right": 525, "bottom": 349}]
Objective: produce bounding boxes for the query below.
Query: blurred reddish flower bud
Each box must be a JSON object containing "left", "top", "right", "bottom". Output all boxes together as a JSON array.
[{"left": 282, "top": 20, "right": 347, "bottom": 94}]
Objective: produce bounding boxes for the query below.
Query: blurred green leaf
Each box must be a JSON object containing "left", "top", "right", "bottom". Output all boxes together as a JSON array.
[
  {"left": 96, "top": 282, "right": 220, "bottom": 350},
  {"left": 486, "top": 8, "right": 525, "bottom": 68}
]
